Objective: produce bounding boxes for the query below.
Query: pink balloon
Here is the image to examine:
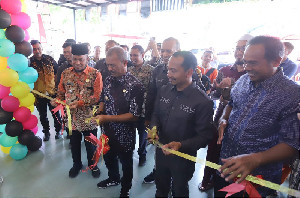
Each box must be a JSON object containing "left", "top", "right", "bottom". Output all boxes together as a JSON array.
[
  {"left": 22, "top": 115, "right": 38, "bottom": 130},
  {"left": 24, "top": 30, "right": 30, "bottom": 42},
  {"left": 11, "top": 12, "right": 31, "bottom": 30},
  {"left": 0, "top": 0, "right": 22, "bottom": 15},
  {"left": 30, "top": 126, "right": 38, "bottom": 135},
  {"left": 1, "top": 96, "right": 20, "bottom": 112},
  {"left": 0, "top": 85, "right": 10, "bottom": 99},
  {"left": 13, "top": 107, "right": 31, "bottom": 122}
]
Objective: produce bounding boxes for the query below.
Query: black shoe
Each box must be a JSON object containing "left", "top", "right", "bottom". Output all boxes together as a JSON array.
[
  {"left": 55, "top": 133, "right": 62, "bottom": 139},
  {"left": 138, "top": 155, "right": 146, "bottom": 166},
  {"left": 143, "top": 170, "right": 155, "bottom": 184},
  {"left": 43, "top": 133, "right": 50, "bottom": 141},
  {"left": 69, "top": 164, "right": 83, "bottom": 178},
  {"left": 91, "top": 166, "right": 101, "bottom": 178},
  {"left": 198, "top": 181, "right": 213, "bottom": 192},
  {"left": 97, "top": 178, "right": 120, "bottom": 189},
  {"left": 120, "top": 188, "right": 130, "bottom": 198}
]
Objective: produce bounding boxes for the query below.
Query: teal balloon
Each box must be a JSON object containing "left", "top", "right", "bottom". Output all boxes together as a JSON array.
[
  {"left": 0, "top": 39, "right": 15, "bottom": 57},
  {"left": 7, "top": 53, "right": 28, "bottom": 72},
  {"left": 9, "top": 144, "right": 28, "bottom": 160},
  {"left": 18, "top": 67, "right": 38, "bottom": 84},
  {"left": 0, "top": 124, "right": 6, "bottom": 133},
  {"left": 0, "top": 133, "right": 17, "bottom": 147},
  {"left": 0, "top": 30, "right": 5, "bottom": 39},
  {"left": 28, "top": 83, "right": 34, "bottom": 90}
]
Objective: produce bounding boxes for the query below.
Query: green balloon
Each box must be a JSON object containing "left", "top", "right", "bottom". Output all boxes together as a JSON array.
[
  {"left": 0, "top": 29, "right": 5, "bottom": 39},
  {"left": 9, "top": 144, "right": 28, "bottom": 160},
  {"left": 0, "top": 133, "right": 17, "bottom": 147},
  {"left": 0, "top": 124, "right": 5, "bottom": 133}
]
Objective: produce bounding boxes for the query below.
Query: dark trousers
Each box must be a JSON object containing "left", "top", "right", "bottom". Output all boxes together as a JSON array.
[
  {"left": 136, "top": 117, "right": 147, "bottom": 157},
  {"left": 70, "top": 129, "right": 97, "bottom": 167},
  {"left": 155, "top": 148, "right": 195, "bottom": 197},
  {"left": 104, "top": 144, "right": 133, "bottom": 191},
  {"left": 214, "top": 174, "right": 249, "bottom": 197},
  {"left": 202, "top": 132, "right": 222, "bottom": 185},
  {"left": 36, "top": 97, "right": 61, "bottom": 134}
]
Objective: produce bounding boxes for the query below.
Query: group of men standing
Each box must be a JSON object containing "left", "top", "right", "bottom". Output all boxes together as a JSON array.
[{"left": 28, "top": 34, "right": 299, "bottom": 198}]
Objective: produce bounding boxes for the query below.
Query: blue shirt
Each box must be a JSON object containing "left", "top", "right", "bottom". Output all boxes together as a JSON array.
[
  {"left": 220, "top": 69, "right": 300, "bottom": 196},
  {"left": 280, "top": 58, "right": 297, "bottom": 78}
]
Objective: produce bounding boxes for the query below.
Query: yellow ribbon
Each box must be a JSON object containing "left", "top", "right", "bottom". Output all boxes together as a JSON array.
[
  {"left": 147, "top": 127, "right": 300, "bottom": 197},
  {"left": 31, "top": 90, "right": 72, "bottom": 135}
]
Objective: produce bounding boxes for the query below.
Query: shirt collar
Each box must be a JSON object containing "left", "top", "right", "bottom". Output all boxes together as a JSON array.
[
  {"left": 171, "top": 82, "right": 196, "bottom": 96},
  {"left": 71, "top": 65, "right": 90, "bottom": 74},
  {"left": 249, "top": 68, "right": 284, "bottom": 90}
]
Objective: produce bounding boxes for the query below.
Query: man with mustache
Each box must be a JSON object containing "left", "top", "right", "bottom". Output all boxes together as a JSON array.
[
  {"left": 148, "top": 51, "right": 214, "bottom": 197},
  {"left": 215, "top": 36, "right": 300, "bottom": 197}
]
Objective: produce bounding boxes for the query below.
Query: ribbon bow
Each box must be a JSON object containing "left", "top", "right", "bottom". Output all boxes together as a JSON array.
[{"left": 84, "top": 133, "right": 110, "bottom": 171}]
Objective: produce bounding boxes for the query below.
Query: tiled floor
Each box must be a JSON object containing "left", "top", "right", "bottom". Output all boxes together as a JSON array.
[
  {"left": 0, "top": 108, "right": 213, "bottom": 198},
  {"left": 0, "top": 108, "right": 291, "bottom": 198}
]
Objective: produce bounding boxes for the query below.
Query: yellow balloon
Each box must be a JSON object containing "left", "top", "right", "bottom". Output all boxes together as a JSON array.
[
  {"left": 28, "top": 105, "right": 34, "bottom": 113},
  {"left": 0, "top": 57, "right": 7, "bottom": 70},
  {"left": 19, "top": 93, "right": 35, "bottom": 107},
  {"left": 1, "top": 145, "right": 12, "bottom": 154},
  {"left": 11, "top": 81, "right": 30, "bottom": 99},
  {"left": 0, "top": 68, "right": 19, "bottom": 87},
  {"left": 21, "top": 0, "right": 28, "bottom": 12}
]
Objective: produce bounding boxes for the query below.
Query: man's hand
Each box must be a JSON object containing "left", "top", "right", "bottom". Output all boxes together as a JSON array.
[
  {"left": 147, "top": 127, "right": 158, "bottom": 144},
  {"left": 92, "top": 115, "right": 107, "bottom": 125},
  {"left": 161, "top": 141, "right": 181, "bottom": 155},
  {"left": 50, "top": 99, "right": 58, "bottom": 107},
  {"left": 214, "top": 77, "right": 232, "bottom": 89},
  {"left": 217, "top": 119, "right": 227, "bottom": 144},
  {"left": 68, "top": 101, "right": 79, "bottom": 109},
  {"left": 219, "top": 153, "right": 261, "bottom": 183}
]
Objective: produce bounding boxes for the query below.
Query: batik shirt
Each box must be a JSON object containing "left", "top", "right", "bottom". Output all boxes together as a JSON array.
[
  {"left": 128, "top": 62, "right": 154, "bottom": 117},
  {"left": 100, "top": 73, "right": 144, "bottom": 152},
  {"left": 30, "top": 54, "right": 57, "bottom": 96},
  {"left": 220, "top": 69, "right": 300, "bottom": 196},
  {"left": 57, "top": 66, "right": 103, "bottom": 131}
]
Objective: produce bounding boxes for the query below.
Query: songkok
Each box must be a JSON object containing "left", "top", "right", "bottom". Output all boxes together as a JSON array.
[
  {"left": 71, "top": 44, "right": 88, "bottom": 55},
  {"left": 239, "top": 34, "right": 254, "bottom": 42}
]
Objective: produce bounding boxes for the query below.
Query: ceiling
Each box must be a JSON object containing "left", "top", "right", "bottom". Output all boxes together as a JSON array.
[{"left": 31, "top": 0, "right": 137, "bottom": 10}]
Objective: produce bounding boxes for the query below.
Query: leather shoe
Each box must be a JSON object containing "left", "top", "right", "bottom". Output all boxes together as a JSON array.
[
  {"left": 55, "top": 133, "right": 62, "bottom": 139},
  {"left": 198, "top": 181, "right": 213, "bottom": 192},
  {"left": 43, "top": 133, "right": 50, "bottom": 141},
  {"left": 69, "top": 164, "right": 83, "bottom": 178},
  {"left": 91, "top": 167, "right": 101, "bottom": 178},
  {"left": 138, "top": 155, "right": 146, "bottom": 166}
]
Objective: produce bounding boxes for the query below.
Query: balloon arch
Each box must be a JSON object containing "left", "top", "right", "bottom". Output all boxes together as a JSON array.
[{"left": 0, "top": 0, "right": 42, "bottom": 160}]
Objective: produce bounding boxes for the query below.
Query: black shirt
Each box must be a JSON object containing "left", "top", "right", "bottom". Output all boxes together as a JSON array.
[
  {"left": 152, "top": 82, "right": 214, "bottom": 156},
  {"left": 100, "top": 73, "right": 144, "bottom": 152},
  {"left": 145, "top": 63, "right": 207, "bottom": 121},
  {"left": 95, "top": 58, "right": 110, "bottom": 83},
  {"left": 55, "top": 61, "right": 72, "bottom": 89}
]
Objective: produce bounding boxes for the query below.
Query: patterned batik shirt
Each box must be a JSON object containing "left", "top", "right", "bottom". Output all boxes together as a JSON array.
[
  {"left": 57, "top": 66, "right": 103, "bottom": 131},
  {"left": 100, "top": 73, "right": 144, "bottom": 152},
  {"left": 30, "top": 54, "right": 57, "bottom": 96},
  {"left": 220, "top": 69, "right": 300, "bottom": 196},
  {"left": 128, "top": 63, "right": 154, "bottom": 117}
]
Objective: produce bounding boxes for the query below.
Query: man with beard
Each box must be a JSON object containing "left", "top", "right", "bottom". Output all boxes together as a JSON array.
[
  {"left": 215, "top": 36, "right": 300, "bottom": 197},
  {"left": 148, "top": 51, "right": 214, "bottom": 197},
  {"left": 52, "top": 44, "right": 103, "bottom": 179},
  {"left": 199, "top": 34, "right": 253, "bottom": 191},
  {"left": 128, "top": 45, "right": 154, "bottom": 166}
]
